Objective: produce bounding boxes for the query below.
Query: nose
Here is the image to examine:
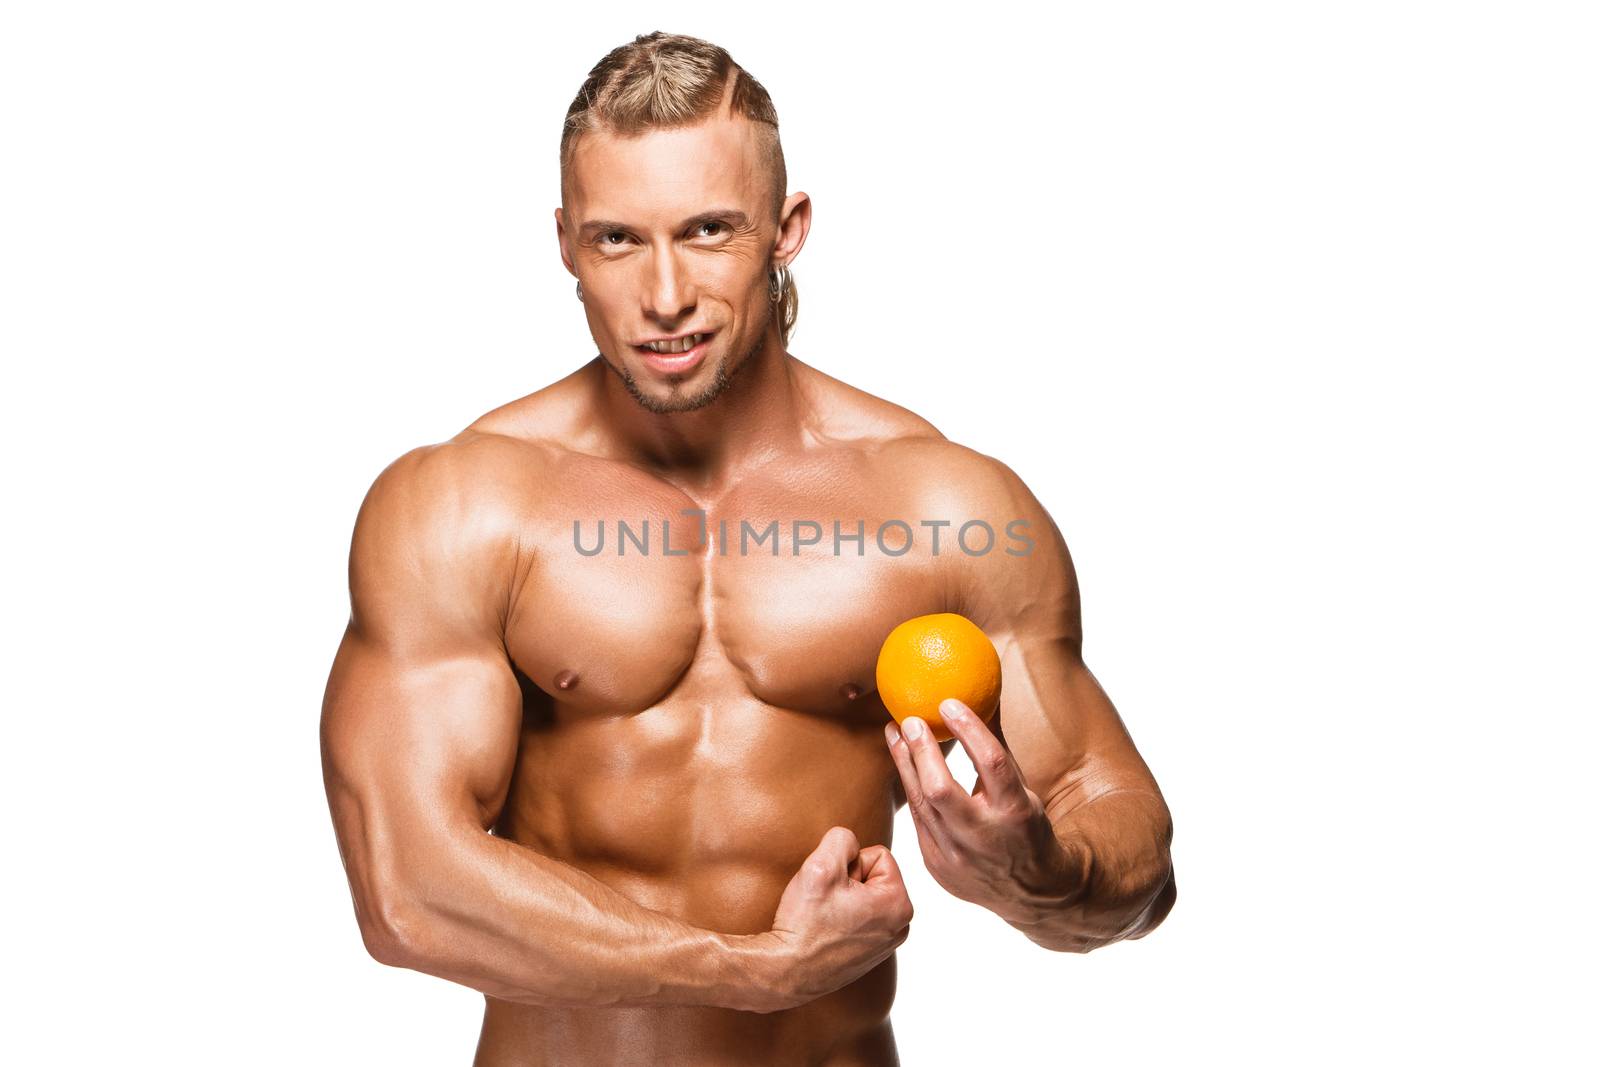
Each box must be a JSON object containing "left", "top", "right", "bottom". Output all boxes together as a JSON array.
[{"left": 643, "top": 246, "right": 696, "bottom": 323}]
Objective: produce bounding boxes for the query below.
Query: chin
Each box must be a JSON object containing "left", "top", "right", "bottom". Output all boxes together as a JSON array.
[
  {"left": 620, "top": 356, "right": 732, "bottom": 414},
  {"left": 603, "top": 328, "right": 761, "bottom": 414}
]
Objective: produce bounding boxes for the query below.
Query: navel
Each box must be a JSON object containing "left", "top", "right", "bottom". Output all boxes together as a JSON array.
[
  {"left": 554, "top": 669, "right": 580, "bottom": 691},
  {"left": 840, "top": 682, "right": 863, "bottom": 701}
]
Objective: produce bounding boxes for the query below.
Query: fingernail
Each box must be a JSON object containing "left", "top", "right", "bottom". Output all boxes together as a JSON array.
[
  {"left": 941, "top": 700, "right": 966, "bottom": 720},
  {"left": 903, "top": 717, "right": 925, "bottom": 740}
]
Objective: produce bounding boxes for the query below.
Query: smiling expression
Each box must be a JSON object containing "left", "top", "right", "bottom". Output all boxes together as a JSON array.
[{"left": 559, "top": 113, "right": 800, "bottom": 413}]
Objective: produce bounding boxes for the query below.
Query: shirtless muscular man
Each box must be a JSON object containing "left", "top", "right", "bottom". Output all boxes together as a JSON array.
[{"left": 321, "top": 30, "right": 1176, "bottom": 1067}]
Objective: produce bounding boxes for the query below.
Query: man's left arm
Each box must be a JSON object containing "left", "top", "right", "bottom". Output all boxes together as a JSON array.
[{"left": 885, "top": 450, "right": 1176, "bottom": 953}]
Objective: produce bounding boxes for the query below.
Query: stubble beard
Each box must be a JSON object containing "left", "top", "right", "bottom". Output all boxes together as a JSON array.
[{"left": 605, "top": 305, "right": 770, "bottom": 415}]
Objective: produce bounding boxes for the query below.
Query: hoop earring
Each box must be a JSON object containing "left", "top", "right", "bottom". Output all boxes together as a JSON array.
[
  {"left": 768, "top": 264, "right": 790, "bottom": 301},
  {"left": 575, "top": 280, "right": 584, "bottom": 301}
]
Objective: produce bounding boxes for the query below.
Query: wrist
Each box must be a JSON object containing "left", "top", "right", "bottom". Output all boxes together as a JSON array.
[
  {"left": 994, "top": 829, "right": 1092, "bottom": 927},
  {"left": 715, "top": 931, "right": 799, "bottom": 1014}
]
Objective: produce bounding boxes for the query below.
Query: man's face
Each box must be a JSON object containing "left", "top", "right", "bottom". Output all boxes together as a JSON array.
[{"left": 559, "top": 115, "right": 781, "bottom": 414}]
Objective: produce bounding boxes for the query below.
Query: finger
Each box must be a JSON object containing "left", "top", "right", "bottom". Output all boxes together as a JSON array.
[
  {"left": 815, "top": 825, "right": 860, "bottom": 880},
  {"left": 866, "top": 852, "right": 915, "bottom": 927},
  {"left": 884, "top": 719, "right": 926, "bottom": 812},
  {"left": 832, "top": 825, "right": 861, "bottom": 864},
  {"left": 861, "top": 845, "right": 910, "bottom": 900},
  {"left": 899, "top": 715, "right": 969, "bottom": 816},
  {"left": 855, "top": 843, "right": 888, "bottom": 882},
  {"left": 939, "top": 699, "right": 1031, "bottom": 811},
  {"left": 861, "top": 845, "right": 898, "bottom": 882},
  {"left": 886, "top": 721, "right": 955, "bottom": 854}
]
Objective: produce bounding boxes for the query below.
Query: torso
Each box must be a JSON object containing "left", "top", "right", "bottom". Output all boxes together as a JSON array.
[{"left": 466, "top": 357, "right": 972, "bottom": 1066}]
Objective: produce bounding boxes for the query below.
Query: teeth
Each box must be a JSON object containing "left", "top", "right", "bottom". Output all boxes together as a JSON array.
[{"left": 643, "top": 333, "right": 705, "bottom": 355}]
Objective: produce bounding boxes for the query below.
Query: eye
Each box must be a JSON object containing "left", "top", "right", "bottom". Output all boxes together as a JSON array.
[
  {"left": 695, "top": 221, "right": 726, "bottom": 237},
  {"left": 599, "top": 231, "right": 629, "bottom": 246}
]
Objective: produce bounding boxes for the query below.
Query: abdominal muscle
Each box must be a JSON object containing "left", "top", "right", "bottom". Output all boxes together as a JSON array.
[{"left": 474, "top": 693, "right": 905, "bottom": 1067}]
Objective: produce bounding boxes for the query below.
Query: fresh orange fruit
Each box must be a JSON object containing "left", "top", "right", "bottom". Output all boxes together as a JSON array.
[{"left": 876, "top": 612, "right": 1001, "bottom": 742}]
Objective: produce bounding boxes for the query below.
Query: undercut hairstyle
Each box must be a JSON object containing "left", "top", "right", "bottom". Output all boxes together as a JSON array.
[{"left": 560, "top": 31, "right": 798, "bottom": 346}]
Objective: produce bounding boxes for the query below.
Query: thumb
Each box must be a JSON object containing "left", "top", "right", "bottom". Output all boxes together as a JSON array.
[
  {"left": 807, "top": 825, "right": 860, "bottom": 881},
  {"left": 853, "top": 843, "right": 890, "bottom": 883},
  {"left": 859, "top": 844, "right": 906, "bottom": 890}
]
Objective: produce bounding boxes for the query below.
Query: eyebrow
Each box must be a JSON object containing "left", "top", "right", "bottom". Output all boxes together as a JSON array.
[{"left": 577, "top": 209, "right": 749, "bottom": 241}]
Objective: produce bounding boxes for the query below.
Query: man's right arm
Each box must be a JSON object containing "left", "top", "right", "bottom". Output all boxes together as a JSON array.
[{"left": 319, "top": 437, "right": 789, "bottom": 1013}]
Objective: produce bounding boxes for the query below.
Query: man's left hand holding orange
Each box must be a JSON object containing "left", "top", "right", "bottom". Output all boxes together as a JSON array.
[{"left": 884, "top": 698, "right": 1086, "bottom": 926}]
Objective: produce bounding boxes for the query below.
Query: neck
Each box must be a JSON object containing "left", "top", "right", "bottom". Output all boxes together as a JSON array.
[{"left": 591, "top": 326, "right": 804, "bottom": 492}]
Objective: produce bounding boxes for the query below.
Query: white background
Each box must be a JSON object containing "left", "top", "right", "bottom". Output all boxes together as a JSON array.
[{"left": 4, "top": 2, "right": 1595, "bottom": 1063}]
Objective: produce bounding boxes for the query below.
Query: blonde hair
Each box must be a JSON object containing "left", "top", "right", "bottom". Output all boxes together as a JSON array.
[{"left": 560, "top": 31, "right": 798, "bottom": 346}]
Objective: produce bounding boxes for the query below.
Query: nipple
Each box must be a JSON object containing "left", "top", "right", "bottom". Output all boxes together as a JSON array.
[
  {"left": 840, "top": 682, "right": 862, "bottom": 701},
  {"left": 555, "top": 669, "right": 580, "bottom": 691}
]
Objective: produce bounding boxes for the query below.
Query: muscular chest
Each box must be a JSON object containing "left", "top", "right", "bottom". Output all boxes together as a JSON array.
[{"left": 504, "top": 453, "right": 949, "bottom": 722}]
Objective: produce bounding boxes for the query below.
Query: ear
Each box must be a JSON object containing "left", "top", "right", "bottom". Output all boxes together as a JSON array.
[
  {"left": 772, "top": 191, "right": 812, "bottom": 269},
  {"left": 555, "top": 207, "right": 576, "bottom": 277}
]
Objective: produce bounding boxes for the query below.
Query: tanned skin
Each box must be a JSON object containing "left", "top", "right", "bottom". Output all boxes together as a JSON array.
[{"left": 321, "top": 83, "right": 1175, "bottom": 1067}]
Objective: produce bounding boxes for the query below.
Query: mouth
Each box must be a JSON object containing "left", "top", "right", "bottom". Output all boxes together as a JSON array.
[{"left": 634, "top": 331, "right": 713, "bottom": 375}]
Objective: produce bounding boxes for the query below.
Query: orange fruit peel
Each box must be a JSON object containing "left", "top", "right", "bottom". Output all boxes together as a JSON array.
[{"left": 875, "top": 612, "right": 1001, "bottom": 743}]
